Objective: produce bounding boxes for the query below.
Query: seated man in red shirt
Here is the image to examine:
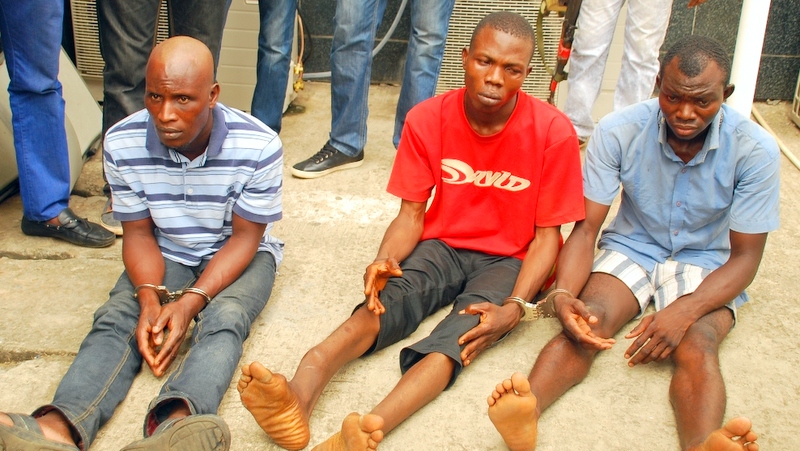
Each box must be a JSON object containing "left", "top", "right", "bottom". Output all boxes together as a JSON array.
[{"left": 238, "top": 11, "right": 585, "bottom": 451}]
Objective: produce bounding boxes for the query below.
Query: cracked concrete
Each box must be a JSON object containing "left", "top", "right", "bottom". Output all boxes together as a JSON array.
[{"left": 0, "top": 81, "right": 799, "bottom": 450}]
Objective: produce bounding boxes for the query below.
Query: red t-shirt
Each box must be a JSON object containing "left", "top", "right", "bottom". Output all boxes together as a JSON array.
[{"left": 388, "top": 88, "right": 585, "bottom": 260}]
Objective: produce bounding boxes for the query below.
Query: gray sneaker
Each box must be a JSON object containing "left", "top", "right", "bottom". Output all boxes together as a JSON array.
[
  {"left": 120, "top": 415, "right": 230, "bottom": 451},
  {"left": 290, "top": 141, "right": 364, "bottom": 179},
  {"left": 100, "top": 198, "right": 123, "bottom": 236}
]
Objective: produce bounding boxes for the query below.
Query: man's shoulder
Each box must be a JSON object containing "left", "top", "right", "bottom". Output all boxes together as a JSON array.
[
  {"left": 216, "top": 103, "right": 278, "bottom": 137},
  {"left": 720, "top": 104, "right": 779, "bottom": 156},
  {"left": 515, "top": 91, "right": 575, "bottom": 129},
  {"left": 407, "top": 88, "right": 459, "bottom": 119},
  {"left": 107, "top": 109, "right": 150, "bottom": 137},
  {"left": 596, "top": 98, "right": 659, "bottom": 133}
]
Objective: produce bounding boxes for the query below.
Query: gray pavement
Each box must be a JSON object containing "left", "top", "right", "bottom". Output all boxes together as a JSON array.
[{"left": 1, "top": 82, "right": 798, "bottom": 450}]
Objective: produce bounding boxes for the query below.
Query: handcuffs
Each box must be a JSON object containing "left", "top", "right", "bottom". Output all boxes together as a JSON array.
[
  {"left": 134, "top": 283, "right": 212, "bottom": 306},
  {"left": 502, "top": 288, "right": 573, "bottom": 321}
]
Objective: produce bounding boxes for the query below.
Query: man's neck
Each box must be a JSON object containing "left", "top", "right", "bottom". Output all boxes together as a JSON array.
[
  {"left": 464, "top": 93, "right": 517, "bottom": 136},
  {"left": 667, "top": 127, "right": 709, "bottom": 164}
]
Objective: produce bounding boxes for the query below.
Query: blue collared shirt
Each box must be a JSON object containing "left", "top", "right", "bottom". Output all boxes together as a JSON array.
[{"left": 584, "top": 99, "right": 780, "bottom": 276}]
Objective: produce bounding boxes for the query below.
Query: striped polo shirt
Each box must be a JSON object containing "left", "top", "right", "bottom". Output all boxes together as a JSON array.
[{"left": 104, "top": 103, "right": 284, "bottom": 267}]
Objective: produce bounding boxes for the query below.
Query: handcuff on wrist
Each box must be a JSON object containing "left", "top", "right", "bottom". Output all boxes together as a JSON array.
[
  {"left": 502, "top": 288, "right": 573, "bottom": 321},
  {"left": 134, "top": 283, "right": 212, "bottom": 306}
]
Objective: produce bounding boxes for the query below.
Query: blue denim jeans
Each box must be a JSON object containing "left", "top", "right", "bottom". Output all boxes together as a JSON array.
[
  {"left": 0, "top": 0, "right": 71, "bottom": 221},
  {"left": 34, "top": 252, "right": 276, "bottom": 450},
  {"left": 250, "top": 0, "right": 297, "bottom": 133},
  {"left": 330, "top": 0, "right": 455, "bottom": 155},
  {"left": 97, "top": 0, "right": 232, "bottom": 134}
]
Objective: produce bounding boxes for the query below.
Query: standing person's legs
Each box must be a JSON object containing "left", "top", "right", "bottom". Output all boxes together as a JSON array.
[
  {"left": 251, "top": 0, "right": 297, "bottom": 133},
  {"left": 562, "top": 0, "right": 625, "bottom": 140},
  {"left": 613, "top": 0, "right": 674, "bottom": 110},
  {"left": 96, "top": 0, "right": 160, "bottom": 235},
  {"left": 0, "top": 0, "right": 70, "bottom": 221},
  {"left": 392, "top": 0, "right": 455, "bottom": 148},
  {"left": 328, "top": 0, "right": 385, "bottom": 157},
  {"left": 96, "top": 0, "right": 160, "bottom": 134},
  {"left": 169, "top": 0, "right": 232, "bottom": 73}
]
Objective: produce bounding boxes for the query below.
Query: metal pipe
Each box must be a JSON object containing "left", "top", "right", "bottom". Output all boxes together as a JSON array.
[{"left": 727, "top": 0, "right": 772, "bottom": 116}]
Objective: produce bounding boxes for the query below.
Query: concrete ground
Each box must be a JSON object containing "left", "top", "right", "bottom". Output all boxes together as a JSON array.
[{"left": 0, "top": 81, "right": 798, "bottom": 450}]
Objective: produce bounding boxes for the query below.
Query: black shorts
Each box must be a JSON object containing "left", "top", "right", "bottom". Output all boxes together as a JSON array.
[{"left": 357, "top": 239, "right": 521, "bottom": 388}]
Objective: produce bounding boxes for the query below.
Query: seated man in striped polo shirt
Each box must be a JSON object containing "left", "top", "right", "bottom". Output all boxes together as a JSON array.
[{"left": 0, "top": 36, "right": 283, "bottom": 451}]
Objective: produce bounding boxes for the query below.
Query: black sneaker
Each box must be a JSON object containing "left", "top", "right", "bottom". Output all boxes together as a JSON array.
[
  {"left": 290, "top": 141, "right": 364, "bottom": 179},
  {"left": 21, "top": 207, "right": 116, "bottom": 248}
]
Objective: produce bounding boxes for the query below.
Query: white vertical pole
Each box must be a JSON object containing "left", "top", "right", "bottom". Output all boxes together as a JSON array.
[{"left": 727, "top": 0, "right": 772, "bottom": 116}]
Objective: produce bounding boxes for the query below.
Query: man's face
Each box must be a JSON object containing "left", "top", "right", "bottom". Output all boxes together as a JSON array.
[
  {"left": 144, "top": 59, "right": 218, "bottom": 156},
  {"left": 658, "top": 57, "right": 733, "bottom": 143},
  {"left": 462, "top": 27, "right": 533, "bottom": 115}
]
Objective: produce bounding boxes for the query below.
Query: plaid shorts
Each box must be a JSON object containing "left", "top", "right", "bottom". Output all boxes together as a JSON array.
[{"left": 591, "top": 249, "right": 740, "bottom": 322}]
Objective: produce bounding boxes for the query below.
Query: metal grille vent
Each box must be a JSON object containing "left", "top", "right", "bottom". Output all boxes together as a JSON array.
[
  {"left": 436, "top": 1, "right": 562, "bottom": 101},
  {"left": 70, "top": 0, "right": 170, "bottom": 79}
]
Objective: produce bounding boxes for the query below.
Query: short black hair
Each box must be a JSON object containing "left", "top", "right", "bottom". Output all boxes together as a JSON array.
[
  {"left": 470, "top": 11, "right": 535, "bottom": 56},
  {"left": 661, "top": 35, "right": 732, "bottom": 85}
]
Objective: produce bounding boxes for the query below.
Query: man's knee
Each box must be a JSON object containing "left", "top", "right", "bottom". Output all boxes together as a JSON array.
[
  {"left": 199, "top": 302, "right": 253, "bottom": 340},
  {"left": 672, "top": 323, "right": 723, "bottom": 369}
]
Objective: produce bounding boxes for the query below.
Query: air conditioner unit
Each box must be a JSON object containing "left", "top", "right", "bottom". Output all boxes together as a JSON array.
[
  {"left": 436, "top": 0, "right": 563, "bottom": 103},
  {"left": 70, "top": 0, "right": 299, "bottom": 114}
]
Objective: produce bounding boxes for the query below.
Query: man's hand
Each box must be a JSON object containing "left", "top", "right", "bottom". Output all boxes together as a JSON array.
[
  {"left": 136, "top": 300, "right": 164, "bottom": 375},
  {"left": 363, "top": 258, "right": 403, "bottom": 315},
  {"left": 457, "top": 303, "right": 521, "bottom": 366},
  {"left": 623, "top": 307, "right": 694, "bottom": 366},
  {"left": 554, "top": 294, "right": 615, "bottom": 350},
  {"left": 136, "top": 300, "right": 196, "bottom": 377}
]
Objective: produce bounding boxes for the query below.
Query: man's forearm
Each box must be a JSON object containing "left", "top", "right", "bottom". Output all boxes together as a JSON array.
[
  {"left": 373, "top": 200, "right": 426, "bottom": 263},
  {"left": 509, "top": 226, "right": 561, "bottom": 302},
  {"left": 552, "top": 223, "right": 597, "bottom": 299}
]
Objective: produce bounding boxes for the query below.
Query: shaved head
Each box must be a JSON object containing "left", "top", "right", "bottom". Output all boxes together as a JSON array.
[
  {"left": 147, "top": 35, "right": 216, "bottom": 89},
  {"left": 144, "top": 36, "right": 220, "bottom": 159}
]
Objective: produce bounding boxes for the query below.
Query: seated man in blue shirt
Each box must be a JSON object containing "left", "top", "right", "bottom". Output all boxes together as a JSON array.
[
  {"left": 0, "top": 36, "right": 283, "bottom": 451},
  {"left": 487, "top": 35, "right": 776, "bottom": 451}
]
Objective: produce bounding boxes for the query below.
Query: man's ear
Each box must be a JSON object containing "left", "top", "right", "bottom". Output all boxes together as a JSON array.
[
  {"left": 461, "top": 46, "right": 469, "bottom": 71},
  {"left": 209, "top": 83, "right": 220, "bottom": 108},
  {"left": 723, "top": 83, "right": 735, "bottom": 100},
  {"left": 655, "top": 74, "right": 661, "bottom": 88}
]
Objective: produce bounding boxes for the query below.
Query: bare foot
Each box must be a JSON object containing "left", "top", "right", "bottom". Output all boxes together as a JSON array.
[
  {"left": 311, "top": 413, "right": 384, "bottom": 451},
  {"left": 237, "top": 362, "right": 310, "bottom": 450},
  {"left": 487, "top": 372, "right": 538, "bottom": 451},
  {"left": 0, "top": 411, "right": 76, "bottom": 447},
  {"left": 692, "top": 417, "right": 758, "bottom": 451}
]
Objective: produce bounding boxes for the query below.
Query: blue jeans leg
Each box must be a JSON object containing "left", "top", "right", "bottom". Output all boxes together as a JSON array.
[
  {"left": 39, "top": 252, "right": 274, "bottom": 448},
  {"left": 145, "top": 252, "right": 276, "bottom": 431},
  {"left": 250, "top": 0, "right": 296, "bottom": 133},
  {"left": 38, "top": 269, "right": 160, "bottom": 449},
  {"left": 329, "top": 0, "right": 386, "bottom": 157},
  {"left": 392, "top": 0, "right": 455, "bottom": 148},
  {"left": 0, "top": 0, "right": 70, "bottom": 220}
]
